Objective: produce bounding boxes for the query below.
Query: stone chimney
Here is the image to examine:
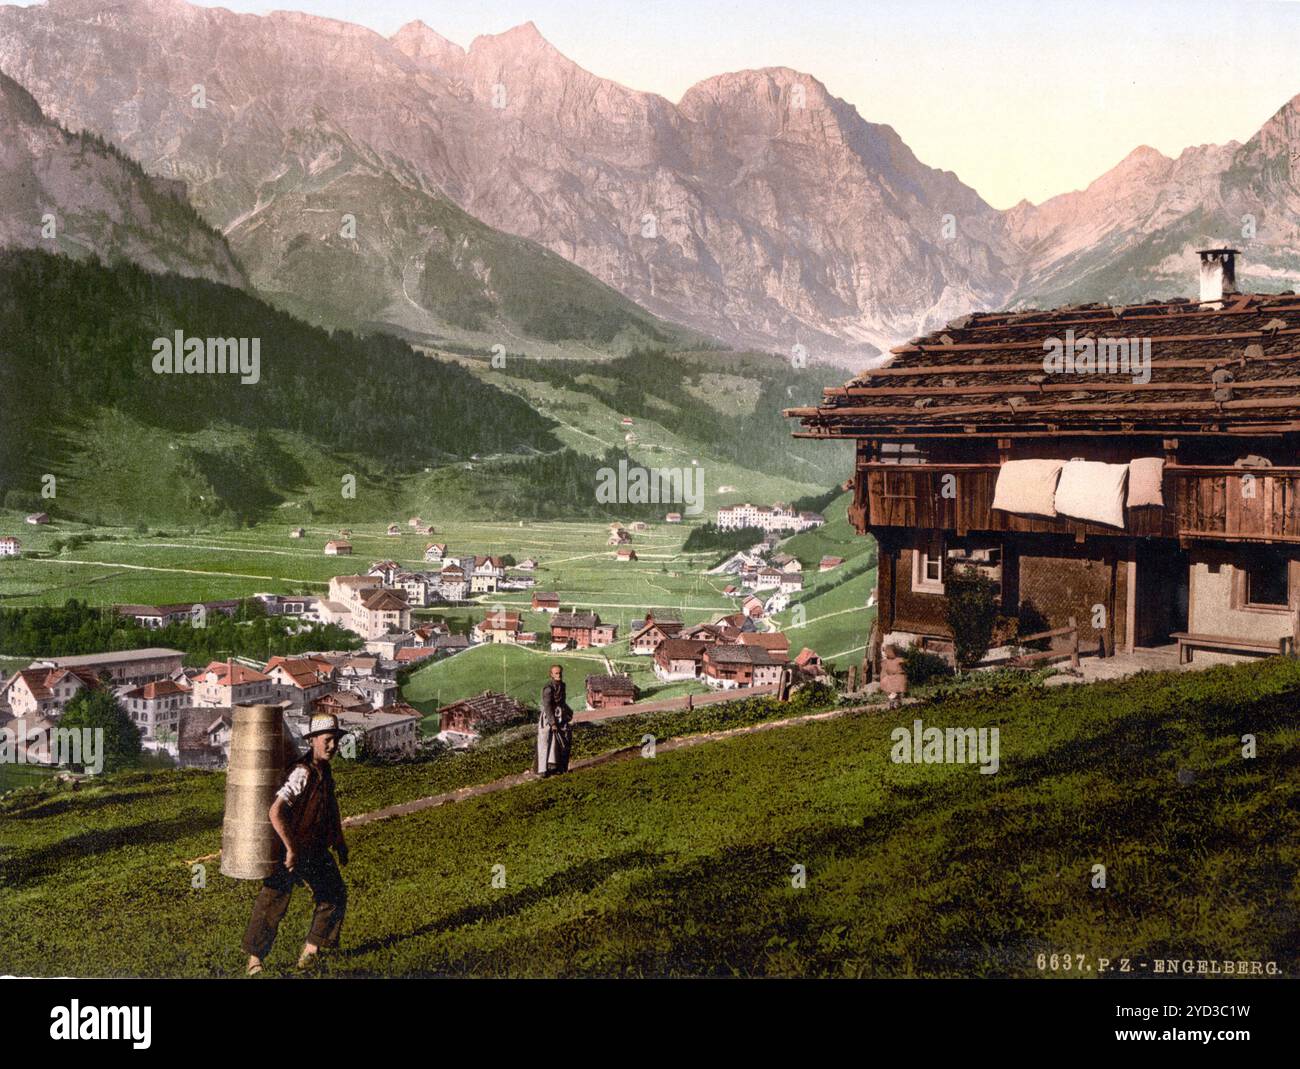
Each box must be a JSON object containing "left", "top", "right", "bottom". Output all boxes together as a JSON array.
[{"left": 1198, "top": 248, "right": 1239, "bottom": 308}]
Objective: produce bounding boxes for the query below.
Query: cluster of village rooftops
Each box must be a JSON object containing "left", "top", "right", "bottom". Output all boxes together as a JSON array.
[{"left": 0, "top": 503, "right": 834, "bottom": 772}]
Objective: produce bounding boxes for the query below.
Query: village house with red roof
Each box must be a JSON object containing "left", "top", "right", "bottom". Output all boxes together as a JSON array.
[
  {"left": 471, "top": 556, "right": 506, "bottom": 593},
  {"left": 629, "top": 611, "right": 684, "bottom": 654},
  {"left": 1, "top": 666, "right": 99, "bottom": 719},
  {"left": 472, "top": 609, "right": 525, "bottom": 645},
  {"left": 531, "top": 591, "right": 561, "bottom": 613},
  {"left": 121, "top": 678, "right": 191, "bottom": 739},
  {"left": 192, "top": 660, "right": 274, "bottom": 708},
  {"left": 264, "top": 655, "right": 336, "bottom": 711}
]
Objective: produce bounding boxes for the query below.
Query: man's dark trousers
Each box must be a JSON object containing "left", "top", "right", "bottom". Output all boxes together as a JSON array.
[{"left": 241, "top": 850, "right": 347, "bottom": 959}]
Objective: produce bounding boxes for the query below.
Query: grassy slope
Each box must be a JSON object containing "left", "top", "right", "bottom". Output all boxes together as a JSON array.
[
  {"left": 0, "top": 513, "right": 734, "bottom": 609},
  {"left": 23, "top": 411, "right": 411, "bottom": 529},
  {"left": 9, "top": 348, "right": 836, "bottom": 529},
  {"left": 444, "top": 351, "right": 839, "bottom": 510},
  {"left": 2, "top": 661, "right": 1298, "bottom": 977}
]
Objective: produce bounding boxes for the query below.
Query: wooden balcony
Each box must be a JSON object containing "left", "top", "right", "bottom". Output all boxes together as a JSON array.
[
  {"left": 1170, "top": 465, "right": 1300, "bottom": 543},
  {"left": 853, "top": 462, "right": 1300, "bottom": 543}
]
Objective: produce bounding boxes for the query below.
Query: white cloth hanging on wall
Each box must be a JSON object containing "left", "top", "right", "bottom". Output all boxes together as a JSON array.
[
  {"left": 990, "top": 459, "right": 1064, "bottom": 517},
  {"left": 1054, "top": 461, "right": 1129, "bottom": 527},
  {"left": 1126, "top": 457, "right": 1165, "bottom": 508}
]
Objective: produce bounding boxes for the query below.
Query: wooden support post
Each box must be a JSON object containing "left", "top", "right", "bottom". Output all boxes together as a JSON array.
[
  {"left": 846, "top": 663, "right": 858, "bottom": 693},
  {"left": 1001, "top": 537, "right": 1019, "bottom": 619},
  {"left": 1125, "top": 541, "right": 1138, "bottom": 654},
  {"left": 1288, "top": 559, "right": 1300, "bottom": 657},
  {"left": 1104, "top": 549, "right": 1118, "bottom": 659},
  {"left": 876, "top": 540, "right": 897, "bottom": 671},
  {"left": 866, "top": 620, "right": 881, "bottom": 683},
  {"left": 1068, "top": 616, "right": 1080, "bottom": 668}
]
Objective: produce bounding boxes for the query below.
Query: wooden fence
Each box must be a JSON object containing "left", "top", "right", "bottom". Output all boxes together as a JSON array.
[
  {"left": 1010, "top": 616, "right": 1081, "bottom": 668},
  {"left": 573, "top": 682, "right": 783, "bottom": 724}
]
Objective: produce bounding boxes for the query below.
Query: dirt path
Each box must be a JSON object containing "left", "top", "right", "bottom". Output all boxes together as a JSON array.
[
  {"left": 342, "top": 704, "right": 866, "bottom": 829},
  {"left": 186, "top": 702, "right": 871, "bottom": 863}
]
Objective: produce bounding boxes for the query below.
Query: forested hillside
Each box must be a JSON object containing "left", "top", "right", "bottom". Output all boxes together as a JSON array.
[{"left": 0, "top": 249, "right": 562, "bottom": 521}]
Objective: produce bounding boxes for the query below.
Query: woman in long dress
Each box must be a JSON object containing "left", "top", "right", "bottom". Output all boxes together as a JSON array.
[{"left": 536, "top": 663, "right": 573, "bottom": 775}]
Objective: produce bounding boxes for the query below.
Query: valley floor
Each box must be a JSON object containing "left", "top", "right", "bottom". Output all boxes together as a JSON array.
[{"left": 0, "top": 493, "right": 877, "bottom": 713}]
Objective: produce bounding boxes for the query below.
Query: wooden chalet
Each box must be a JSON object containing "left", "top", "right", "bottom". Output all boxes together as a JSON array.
[
  {"left": 438, "top": 691, "right": 531, "bottom": 739},
  {"left": 550, "top": 611, "right": 616, "bottom": 649},
  {"left": 531, "top": 591, "right": 561, "bottom": 613},
  {"left": 701, "top": 644, "right": 783, "bottom": 688},
  {"left": 789, "top": 250, "right": 1300, "bottom": 671},
  {"left": 654, "top": 638, "right": 708, "bottom": 680},
  {"left": 629, "top": 612, "right": 684, "bottom": 654},
  {"left": 585, "top": 673, "right": 637, "bottom": 710}
]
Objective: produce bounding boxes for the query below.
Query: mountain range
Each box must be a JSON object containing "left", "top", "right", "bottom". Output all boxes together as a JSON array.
[{"left": 2, "top": 0, "right": 1300, "bottom": 362}]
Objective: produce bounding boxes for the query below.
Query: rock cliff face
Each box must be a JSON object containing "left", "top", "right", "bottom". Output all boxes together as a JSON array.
[
  {"left": 0, "top": 65, "right": 244, "bottom": 286},
  {"left": 0, "top": 2, "right": 686, "bottom": 346},
  {"left": 391, "top": 23, "right": 1022, "bottom": 358},
  {"left": 4, "top": 0, "right": 1300, "bottom": 360},
  {"left": 0, "top": 2, "right": 1013, "bottom": 356}
]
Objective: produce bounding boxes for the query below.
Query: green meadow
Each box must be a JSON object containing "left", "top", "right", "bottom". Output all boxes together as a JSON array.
[
  {"left": 402, "top": 643, "right": 707, "bottom": 726},
  {"left": 2, "top": 660, "right": 1296, "bottom": 978}
]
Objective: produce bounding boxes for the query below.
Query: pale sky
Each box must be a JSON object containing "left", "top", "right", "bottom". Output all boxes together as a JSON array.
[{"left": 17, "top": 0, "right": 1300, "bottom": 207}]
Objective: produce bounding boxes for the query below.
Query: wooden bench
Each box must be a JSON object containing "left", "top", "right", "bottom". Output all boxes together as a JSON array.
[{"left": 1170, "top": 631, "right": 1290, "bottom": 665}]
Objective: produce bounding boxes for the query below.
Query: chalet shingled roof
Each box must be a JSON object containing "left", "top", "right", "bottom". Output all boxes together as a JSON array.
[
  {"left": 437, "top": 690, "right": 531, "bottom": 728},
  {"left": 786, "top": 291, "right": 1300, "bottom": 437},
  {"left": 585, "top": 673, "right": 635, "bottom": 694}
]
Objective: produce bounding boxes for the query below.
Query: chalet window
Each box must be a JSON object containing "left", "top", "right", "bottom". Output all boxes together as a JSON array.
[
  {"left": 1247, "top": 565, "right": 1288, "bottom": 607},
  {"left": 910, "top": 538, "right": 1006, "bottom": 600},
  {"left": 1236, "top": 552, "right": 1290, "bottom": 611},
  {"left": 880, "top": 442, "right": 928, "bottom": 466},
  {"left": 945, "top": 541, "right": 1004, "bottom": 604},
  {"left": 912, "top": 538, "right": 945, "bottom": 594}
]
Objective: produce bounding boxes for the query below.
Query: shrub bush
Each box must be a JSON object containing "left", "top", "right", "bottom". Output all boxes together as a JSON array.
[
  {"left": 943, "top": 566, "right": 999, "bottom": 671},
  {"left": 900, "top": 645, "right": 953, "bottom": 686}
]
